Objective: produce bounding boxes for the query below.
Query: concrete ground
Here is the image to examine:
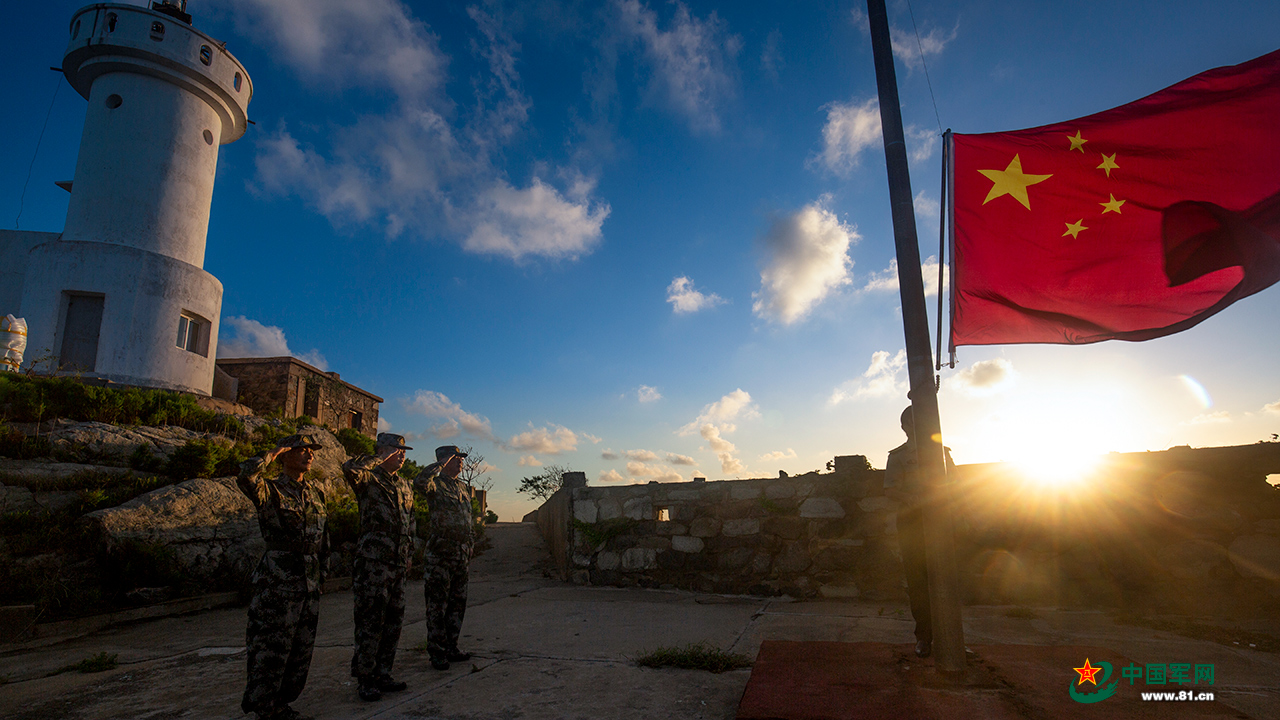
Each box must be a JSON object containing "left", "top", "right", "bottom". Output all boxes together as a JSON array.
[{"left": 1, "top": 522, "right": 1277, "bottom": 719}]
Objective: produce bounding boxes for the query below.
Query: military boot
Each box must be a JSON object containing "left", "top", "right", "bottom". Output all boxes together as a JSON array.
[
  {"left": 358, "top": 677, "right": 383, "bottom": 701},
  {"left": 376, "top": 674, "right": 408, "bottom": 692}
]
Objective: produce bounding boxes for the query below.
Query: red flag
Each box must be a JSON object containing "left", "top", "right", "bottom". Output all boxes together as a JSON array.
[{"left": 951, "top": 49, "right": 1280, "bottom": 346}]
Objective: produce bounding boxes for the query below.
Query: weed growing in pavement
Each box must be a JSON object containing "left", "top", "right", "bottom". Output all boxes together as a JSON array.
[{"left": 633, "top": 643, "right": 752, "bottom": 673}]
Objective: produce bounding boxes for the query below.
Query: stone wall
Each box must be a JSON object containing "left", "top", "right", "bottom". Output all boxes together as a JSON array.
[{"left": 550, "top": 445, "right": 1280, "bottom": 611}]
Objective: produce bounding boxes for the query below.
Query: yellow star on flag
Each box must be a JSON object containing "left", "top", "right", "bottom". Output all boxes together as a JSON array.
[
  {"left": 1074, "top": 659, "right": 1103, "bottom": 686},
  {"left": 1098, "top": 153, "right": 1119, "bottom": 177},
  {"left": 978, "top": 154, "right": 1052, "bottom": 210},
  {"left": 1100, "top": 194, "right": 1125, "bottom": 214},
  {"left": 1063, "top": 219, "right": 1088, "bottom": 239},
  {"left": 1067, "top": 131, "right": 1088, "bottom": 152}
]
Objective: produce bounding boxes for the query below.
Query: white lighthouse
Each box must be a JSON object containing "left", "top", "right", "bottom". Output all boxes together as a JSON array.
[{"left": 12, "top": 1, "right": 251, "bottom": 394}]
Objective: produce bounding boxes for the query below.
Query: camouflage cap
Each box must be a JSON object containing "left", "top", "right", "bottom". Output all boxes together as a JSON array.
[
  {"left": 434, "top": 445, "right": 468, "bottom": 461},
  {"left": 377, "top": 432, "right": 413, "bottom": 450},
  {"left": 278, "top": 433, "right": 324, "bottom": 450}
]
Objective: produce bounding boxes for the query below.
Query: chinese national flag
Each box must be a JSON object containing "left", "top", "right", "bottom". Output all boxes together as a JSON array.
[{"left": 951, "top": 49, "right": 1280, "bottom": 346}]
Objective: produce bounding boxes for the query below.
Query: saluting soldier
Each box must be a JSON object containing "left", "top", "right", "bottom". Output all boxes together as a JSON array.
[
  {"left": 237, "top": 433, "right": 328, "bottom": 720},
  {"left": 883, "top": 406, "right": 954, "bottom": 660},
  {"left": 417, "top": 445, "right": 475, "bottom": 670},
  {"left": 342, "top": 432, "right": 414, "bottom": 702}
]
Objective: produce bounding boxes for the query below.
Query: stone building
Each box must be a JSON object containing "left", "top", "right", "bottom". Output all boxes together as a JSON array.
[{"left": 216, "top": 357, "right": 381, "bottom": 437}]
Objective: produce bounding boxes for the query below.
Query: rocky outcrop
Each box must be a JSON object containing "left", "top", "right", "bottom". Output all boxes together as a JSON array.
[
  {"left": 45, "top": 420, "right": 208, "bottom": 464},
  {"left": 84, "top": 476, "right": 263, "bottom": 583}
]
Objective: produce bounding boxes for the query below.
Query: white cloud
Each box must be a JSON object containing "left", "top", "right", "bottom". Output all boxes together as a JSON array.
[
  {"left": 701, "top": 423, "right": 743, "bottom": 475},
  {"left": 666, "top": 277, "right": 725, "bottom": 314},
  {"left": 505, "top": 424, "right": 580, "bottom": 455},
  {"left": 377, "top": 417, "right": 392, "bottom": 432},
  {"left": 403, "top": 390, "right": 496, "bottom": 441},
  {"left": 615, "top": 0, "right": 741, "bottom": 133},
  {"left": 637, "top": 385, "right": 663, "bottom": 403},
  {"left": 621, "top": 449, "right": 660, "bottom": 462},
  {"left": 679, "top": 389, "right": 759, "bottom": 435},
  {"left": 860, "top": 256, "right": 948, "bottom": 297},
  {"left": 829, "top": 349, "right": 908, "bottom": 405},
  {"left": 760, "top": 28, "right": 783, "bottom": 81},
  {"left": 889, "top": 21, "right": 958, "bottom": 73},
  {"left": 1265, "top": 400, "right": 1280, "bottom": 415},
  {"left": 598, "top": 469, "right": 628, "bottom": 483},
  {"left": 517, "top": 455, "right": 542, "bottom": 467},
  {"left": 626, "top": 461, "right": 685, "bottom": 483},
  {"left": 811, "top": 96, "right": 936, "bottom": 174},
  {"left": 1186, "top": 411, "right": 1231, "bottom": 425},
  {"left": 601, "top": 449, "right": 620, "bottom": 460},
  {"left": 232, "top": 0, "right": 609, "bottom": 262},
  {"left": 949, "top": 359, "right": 1016, "bottom": 396},
  {"left": 464, "top": 178, "right": 610, "bottom": 262},
  {"left": 753, "top": 201, "right": 857, "bottom": 324},
  {"left": 583, "top": 433, "right": 603, "bottom": 444},
  {"left": 666, "top": 452, "right": 697, "bottom": 466},
  {"left": 759, "top": 448, "right": 797, "bottom": 462},
  {"left": 914, "top": 191, "right": 940, "bottom": 219},
  {"left": 217, "top": 316, "right": 328, "bottom": 370},
  {"left": 813, "top": 98, "right": 881, "bottom": 175}
]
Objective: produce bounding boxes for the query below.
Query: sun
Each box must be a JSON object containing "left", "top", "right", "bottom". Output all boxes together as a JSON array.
[{"left": 946, "top": 381, "right": 1139, "bottom": 489}]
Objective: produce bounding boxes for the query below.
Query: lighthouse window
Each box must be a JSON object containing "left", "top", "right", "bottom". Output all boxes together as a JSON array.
[
  {"left": 72, "top": 20, "right": 81, "bottom": 39},
  {"left": 105, "top": 94, "right": 122, "bottom": 109},
  {"left": 176, "top": 312, "right": 209, "bottom": 356},
  {"left": 234, "top": 72, "right": 242, "bottom": 92},
  {"left": 106, "top": 13, "right": 117, "bottom": 32},
  {"left": 150, "top": 21, "right": 165, "bottom": 41},
  {"left": 200, "top": 45, "right": 212, "bottom": 66}
]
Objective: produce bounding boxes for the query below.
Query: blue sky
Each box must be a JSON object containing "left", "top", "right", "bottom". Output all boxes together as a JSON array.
[{"left": 5, "top": 1, "right": 1280, "bottom": 520}]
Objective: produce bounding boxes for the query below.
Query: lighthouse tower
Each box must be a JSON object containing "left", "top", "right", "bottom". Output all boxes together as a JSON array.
[{"left": 19, "top": 1, "right": 252, "bottom": 394}]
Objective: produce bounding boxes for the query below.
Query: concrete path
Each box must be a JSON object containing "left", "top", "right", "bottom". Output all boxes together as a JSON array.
[{"left": 1, "top": 522, "right": 1277, "bottom": 719}]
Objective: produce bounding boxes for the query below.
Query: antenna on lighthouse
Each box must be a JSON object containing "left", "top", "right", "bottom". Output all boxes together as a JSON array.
[{"left": 151, "top": 1, "right": 192, "bottom": 25}]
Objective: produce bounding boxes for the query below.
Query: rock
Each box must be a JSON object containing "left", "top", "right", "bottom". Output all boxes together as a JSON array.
[
  {"left": 46, "top": 420, "right": 207, "bottom": 463},
  {"left": 85, "top": 476, "right": 262, "bottom": 583},
  {"left": 688, "top": 517, "right": 722, "bottom": 537},
  {"left": 730, "top": 485, "right": 762, "bottom": 500},
  {"left": 596, "top": 551, "right": 620, "bottom": 570},
  {"left": 722, "top": 518, "right": 761, "bottom": 536},
  {"left": 857, "top": 496, "right": 893, "bottom": 512},
  {"left": 654, "top": 521, "right": 688, "bottom": 536},
  {"left": 1255, "top": 519, "right": 1280, "bottom": 535},
  {"left": 598, "top": 498, "right": 622, "bottom": 520},
  {"left": 718, "top": 547, "right": 754, "bottom": 570},
  {"left": 0, "top": 459, "right": 134, "bottom": 484},
  {"left": 671, "top": 536, "right": 705, "bottom": 553},
  {"left": 774, "top": 541, "right": 811, "bottom": 574},
  {"left": 622, "top": 548, "right": 657, "bottom": 570},
  {"left": 800, "top": 497, "right": 846, "bottom": 518},
  {"left": 622, "top": 497, "right": 652, "bottom": 521},
  {"left": 1228, "top": 535, "right": 1280, "bottom": 580},
  {"left": 818, "top": 582, "right": 860, "bottom": 599},
  {"left": 764, "top": 484, "right": 795, "bottom": 499},
  {"left": 1156, "top": 539, "right": 1230, "bottom": 581},
  {"left": 573, "top": 500, "right": 598, "bottom": 524},
  {"left": 0, "top": 483, "right": 39, "bottom": 514}
]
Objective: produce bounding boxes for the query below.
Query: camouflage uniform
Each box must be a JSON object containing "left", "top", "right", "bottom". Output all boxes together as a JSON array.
[
  {"left": 884, "top": 438, "right": 954, "bottom": 647},
  {"left": 342, "top": 454, "right": 414, "bottom": 681},
  {"left": 237, "top": 455, "right": 328, "bottom": 717},
  {"left": 416, "top": 467, "right": 474, "bottom": 662}
]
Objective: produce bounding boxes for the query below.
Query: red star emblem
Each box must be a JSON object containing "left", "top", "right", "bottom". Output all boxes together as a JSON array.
[{"left": 1074, "top": 658, "right": 1102, "bottom": 686}]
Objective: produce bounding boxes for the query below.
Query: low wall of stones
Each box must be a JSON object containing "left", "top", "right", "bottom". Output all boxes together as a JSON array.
[{"left": 552, "top": 445, "right": 1280, "bottom": 612}]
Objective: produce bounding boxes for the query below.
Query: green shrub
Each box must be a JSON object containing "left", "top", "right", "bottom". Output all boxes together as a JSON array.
[
  {"left": 336, "top": 428, "right": 374, "bottom": 457},
  {"left": 128, "top": 444, "right": 165, "bottom": 473},
  {"left": 326, "top": 495, "right": 360, "bottom": 547},
  {"left": 399, "top": 458, "right": 424, "bottom": 481},
  {"left": 0, "top": 374, "right": 242, "bottom": 434}
]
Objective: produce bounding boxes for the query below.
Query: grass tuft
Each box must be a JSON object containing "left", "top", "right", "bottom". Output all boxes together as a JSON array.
[
  {"left": 49, "top": 652, "right": 119, "bottom": 676},
  {"left": 634, "top": 642, "right": 752, "bottom": 673}
]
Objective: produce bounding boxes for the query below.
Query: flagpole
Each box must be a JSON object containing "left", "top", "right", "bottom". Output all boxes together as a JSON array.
[{"left": 866, "top": 0, "right": 966, "bottom": 675}]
